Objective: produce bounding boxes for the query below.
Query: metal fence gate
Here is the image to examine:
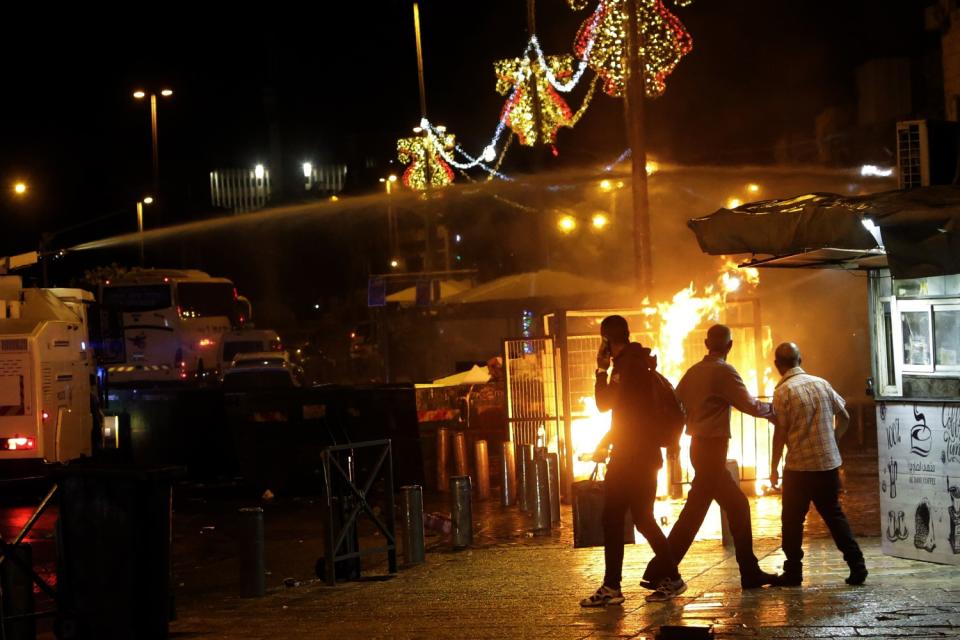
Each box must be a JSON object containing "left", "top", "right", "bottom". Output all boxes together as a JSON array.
[{"left": 503, "top": 337, "right": 563, "bottom": 454}]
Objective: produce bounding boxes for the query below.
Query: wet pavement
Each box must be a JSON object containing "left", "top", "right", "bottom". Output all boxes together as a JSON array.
[{"left": 166, "top": 448, "right": 960, "bottom": 639}]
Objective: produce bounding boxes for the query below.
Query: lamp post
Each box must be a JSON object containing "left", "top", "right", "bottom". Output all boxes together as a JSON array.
[
  {"left": 133, "top": 88, "right": 173, "bottom": 220},
  {"left": 380, "top": 174, "right": 399, "bottom": 262},
  {"left": 136, "top": 196, "right": 154, "bottom": 266}
]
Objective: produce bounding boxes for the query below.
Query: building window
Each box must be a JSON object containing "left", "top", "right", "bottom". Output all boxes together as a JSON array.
[
  {"left": 935, "top": 305, "right": 960, "bottom": 367},
  {"left": 898, "top": 300, "right": 960, "bottom": 373}
]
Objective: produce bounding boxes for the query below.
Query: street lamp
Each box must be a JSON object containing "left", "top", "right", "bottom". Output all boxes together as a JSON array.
[
  {"left": 13, "top": 181, "right": 27, "bottom": 195},
  {"left": 136, "top": 196, "right": 154, "bottom": 266},
  {"left": 133, "top": 87, "right": 173, "bottom": 210},
  {"left": 591, "top": 212, "right": 610, "bottom": 230},
  {"left": 557, "top": 214, "right": 577, "bottom": 234}
]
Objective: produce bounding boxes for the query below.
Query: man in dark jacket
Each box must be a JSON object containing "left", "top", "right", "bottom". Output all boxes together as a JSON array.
[{"left": 580, "top": 315, "right": 684, "bottom": 607}]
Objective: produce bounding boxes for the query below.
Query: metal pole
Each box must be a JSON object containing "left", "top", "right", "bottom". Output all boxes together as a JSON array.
[
  {"left": 150, "top": 93, "right": 160, "bottom": 210},
  {"left": 453, "top": 431, "right": 469, "bottom": 478},
  {"left": 556, "top": 311, "right": 574, "bottom": 501},
  {"left": 474, "top": 440, "right": 490, "bottom": 501},
  {"left": 625, "top": 0, "right": 652, "bottom": 292},
  {"left": 136, "top": 201, "right": 145, "bottom": 267},
  {"left": 400, "top": 485, "right": 425, "bottom": 565},
  {"left": 413, "top": 2, "right": 434, "bottom": 270},
  {"left": 436, "top": 427, "right": 450, "bottom": 492},
  {"left": 531, "top": 454, "right": 552, "bottom": 533},
  {"left": 449, "top": 476, "right": 473, "bottom": 549},
  {"left": 238, "top": 507, "right": 265, "bottom": 597},
  {"left": 500, "top": 441, "right": 517, "bottom": 506},
  {"left": 413, "top": 2, "right": 428, "bottom": 120},
  {"left": 546, "top": 452, "right": 561, "bottom": 525}
]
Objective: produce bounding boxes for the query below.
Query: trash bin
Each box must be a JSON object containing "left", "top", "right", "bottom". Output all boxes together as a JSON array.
[{"left": 54, "top": 465, "right": 182, "bottom": 639}]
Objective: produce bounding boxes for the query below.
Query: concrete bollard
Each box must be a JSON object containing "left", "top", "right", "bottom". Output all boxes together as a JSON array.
[
  {"left": 449, "top": 475, "right": 473, "bottom": 549},
  {"left": 454, "top": 431, "right": 470, "bottom": 478},
  {"left": 436, "top": 427, "right": 451, "bottom": 492},
  {"left": 517, "top": 444, "right": 534, "bottom": 512},
  {"left": 500, "top": 441, "right": 517, "bottom": 506},
  {"left": 546, "top": 452, "right": 561, "bottom": 525},
  {"left": 0, "top": 543, "right": 35, "bottom": 640},
  {"left": 474, "top": 440, "right": 491, "bottom": 501},
  {"left": 400, "top": 485, "right": 426, "bottom": 565},
  {"left": 720, "top": 460, "right": 741, "bottom": 547},
  {"left": 531, "top": 454, "right": 552, "bottom": 534},
  {"left": 239, "top": 507, "right": 265, "bottom": 598}
]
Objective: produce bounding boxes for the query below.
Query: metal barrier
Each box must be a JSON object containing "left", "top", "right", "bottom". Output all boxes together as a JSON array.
[
  {"left": 320, "top": 439, "right": 398, "bottom": 586},
  {"left": 0, "top": 482, "right": 58, "bottom": 636}
]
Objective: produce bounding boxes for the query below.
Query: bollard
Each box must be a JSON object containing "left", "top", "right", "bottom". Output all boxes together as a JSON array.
[
  {"left": 449, "top": 476, "right": 473, "bottom": 549},
  {"left": 500, "top": 441, "right": 517, "bottom": 506},
  {"left": 239, "top": 507, "right": 265, "bottom": 598},
  {"left": 454, "top": 431, "right": 470, "bottom": 478},
  {"left": 400, "top": 485, "right": 426, "bottom": 565},
  {"left": 474, "top": 440, "right": 491, "bottom": 501},
  {"left": 0, "top": 543, "right": 35, "bottom": 640},
  {"left": 666, "top": 446, "right": 683, "bottom": 499},
  {"left": 436, "top": 427, "right": 451, "bottom": 492},
  {"left": 720, "top": 460, "right": 741, "bottom": 547},
  {"left": 530, "top": 454, "right": 552, "bottom": 534},
  {"left": 524, "top": 452, "right": 539, "bottom": 514},
  {"left": 546, "top": 452, "right": 561, "bottom": 525},
  {"left": 517, "top": 444, "right": 534, "bottom": 512}
]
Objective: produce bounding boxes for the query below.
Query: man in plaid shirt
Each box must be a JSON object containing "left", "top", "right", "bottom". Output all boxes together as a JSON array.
[{"left": 770, "top": 342, "right": 867, "bottom": 587}]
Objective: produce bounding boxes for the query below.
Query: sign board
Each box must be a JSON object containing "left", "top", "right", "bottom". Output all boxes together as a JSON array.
[{"left": 877, "top": 401, "right": 960, "bottom": 565}]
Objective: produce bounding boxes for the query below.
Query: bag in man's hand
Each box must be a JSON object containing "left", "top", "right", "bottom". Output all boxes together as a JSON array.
[{"left": 651, "top": 371, "right": 684, "bottom": 448}]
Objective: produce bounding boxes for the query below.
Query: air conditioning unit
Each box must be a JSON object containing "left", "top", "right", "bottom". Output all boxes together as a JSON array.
[{"left": 896, "top": 119, "right": 960, "bottom": 189}]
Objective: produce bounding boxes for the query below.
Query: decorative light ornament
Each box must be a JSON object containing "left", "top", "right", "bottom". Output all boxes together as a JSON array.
[
  {"left": 573, "top": 0, "right": 693, "bottom": 98},
  {"left": 397, "top": 129, "right": 456, "bottom": 190},
  {"left": 495, "top": 54, "right": 575, "bottom": 146}
]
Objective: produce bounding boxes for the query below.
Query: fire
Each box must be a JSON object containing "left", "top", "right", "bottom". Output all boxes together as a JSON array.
[{"left": 570, "top": 256, "right": 774, "bottom": 501}]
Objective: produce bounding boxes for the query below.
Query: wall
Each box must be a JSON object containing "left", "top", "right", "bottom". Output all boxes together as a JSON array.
[{"left": 877, "top": 401, "right": 960, "bottom": 565}]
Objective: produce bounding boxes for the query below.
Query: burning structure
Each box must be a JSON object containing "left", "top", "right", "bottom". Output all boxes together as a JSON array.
[{"left": 503, "top": 256, "right": 775, "bottom": 500}]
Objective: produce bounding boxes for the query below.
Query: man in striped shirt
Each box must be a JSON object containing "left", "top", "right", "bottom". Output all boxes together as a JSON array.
[{"left": 770, "top": 342, "right": 867, "bottom": 587}]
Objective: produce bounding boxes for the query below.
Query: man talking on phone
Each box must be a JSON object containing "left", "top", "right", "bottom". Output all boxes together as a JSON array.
[{"left": 580, "top": 315, "right": 684, "bottom": 606}]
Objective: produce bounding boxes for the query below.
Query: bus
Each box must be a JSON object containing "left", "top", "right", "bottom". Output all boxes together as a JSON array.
[{"left": 97, "top": 269, "right": 246, "bottom": 385}]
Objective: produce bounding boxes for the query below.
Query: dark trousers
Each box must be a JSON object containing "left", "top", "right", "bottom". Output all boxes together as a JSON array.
[
  {"left": 644, "top": 437, "right": 761, "bottom": 583},
  {"left": 602, "top": 460, "right": 678, "bottom": 590},
  {"left": 781, "top": 468, "right": 864, "bottom": 576}
]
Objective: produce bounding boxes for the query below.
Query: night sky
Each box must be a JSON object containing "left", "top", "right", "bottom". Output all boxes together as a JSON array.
[{"left": 0, "top": 1, "right": 932, "bottom": 256}]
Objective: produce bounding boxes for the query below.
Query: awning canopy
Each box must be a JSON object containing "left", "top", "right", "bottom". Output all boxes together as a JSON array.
[{"left": 687, "top": 186, "right": 960, "bottom": 278}]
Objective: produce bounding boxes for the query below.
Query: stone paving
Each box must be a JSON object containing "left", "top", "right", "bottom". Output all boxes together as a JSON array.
[{"left": 170, "top": 450, "right": 960, "bottom": 640}]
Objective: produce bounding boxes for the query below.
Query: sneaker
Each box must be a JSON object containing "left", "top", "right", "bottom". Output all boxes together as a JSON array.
[
  {"left": 845, "top": 566, "right": 868, "bottom": 586},
  {"left": 741, "top": 570, "right": 778, "bottom": 589},
  {"left": 644, "top": 577, "right": 687, "bottom": 602},
  {"left": 580, "top": 585, "right": 625, "bottom": 607}
]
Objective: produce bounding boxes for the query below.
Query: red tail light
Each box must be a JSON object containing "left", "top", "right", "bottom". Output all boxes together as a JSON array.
[{"left": 2, "top": 437, "right": 37, "bottom": 451}]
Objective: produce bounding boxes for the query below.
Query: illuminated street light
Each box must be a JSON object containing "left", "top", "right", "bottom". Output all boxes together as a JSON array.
[
  {"left": 254, "top": 164, "right": 265, "bottom": 180},
  {"left": 726, "top": 197, "right": 742, "bottom": 209},
  {"left": 747, "top": 183, "right": 760, "bottom": 193},
  {"left": 599, "top": 179, "right": 612, "bottom": 192},
  {"left": 330, "top": 195, "right": 339, "bottom": 202},
  {"left": 591, "top": 212, "right": 609, "bottom": 230},
  {"left": 133, "top": 87, "right": 174, "bottom": 214},
  {"left": 136, "top": 196, "right": 154, "bottom": 267},
  {"left": 13, "top": 181, "right": 27, "bottom": 195},
  {"left": 645, "top": 160, "right": 660, "bottom": 175},
  {"left": 388, "top": 174, "right": 398, "bottom": 182},
  {"left": 143, "top": 196, "right": 154, "bottom": 205},
  {"left": 302, "top": 162, "right": 312, "bottom": 178},
  {"left": 390, "top": 259, "right": 399, "bottom": 268},
  {"left": 557, "top": 214, "right": 577, "bottom": 234}
]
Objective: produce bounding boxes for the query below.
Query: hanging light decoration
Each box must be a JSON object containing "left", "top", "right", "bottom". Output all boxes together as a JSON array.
[
  {"left": 572, "top": 0, "right": 693, "bottom": 98},
  {"left": 397, "top": 128, "right": 456, "bottom": 190},
  {"left": 494, "top": 54, "right": 576, "bottom": 146}
]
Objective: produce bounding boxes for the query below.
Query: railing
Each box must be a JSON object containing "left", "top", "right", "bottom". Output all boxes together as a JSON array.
[{"left": 320, "top": 439, "right": 397, "bottom": 586}]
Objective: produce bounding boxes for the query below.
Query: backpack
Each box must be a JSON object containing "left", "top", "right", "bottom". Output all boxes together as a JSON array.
[{"left": 650, "top": 371, "right": 685, "bottom": 449}]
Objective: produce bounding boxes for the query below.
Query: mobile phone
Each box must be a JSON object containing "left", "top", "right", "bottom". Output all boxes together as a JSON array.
[{"left": 600, "top": 337, "right": 611, "bottom": 357}]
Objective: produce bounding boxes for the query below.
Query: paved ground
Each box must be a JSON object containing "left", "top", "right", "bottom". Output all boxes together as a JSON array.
[{"left": 167, "top": 449, "right": 960, "bottom": 639}]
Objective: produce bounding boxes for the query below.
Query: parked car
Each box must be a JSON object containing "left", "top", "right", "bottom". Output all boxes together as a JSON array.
[{"left": 221, "top": 352, "right": 302, "bottom": 390}]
